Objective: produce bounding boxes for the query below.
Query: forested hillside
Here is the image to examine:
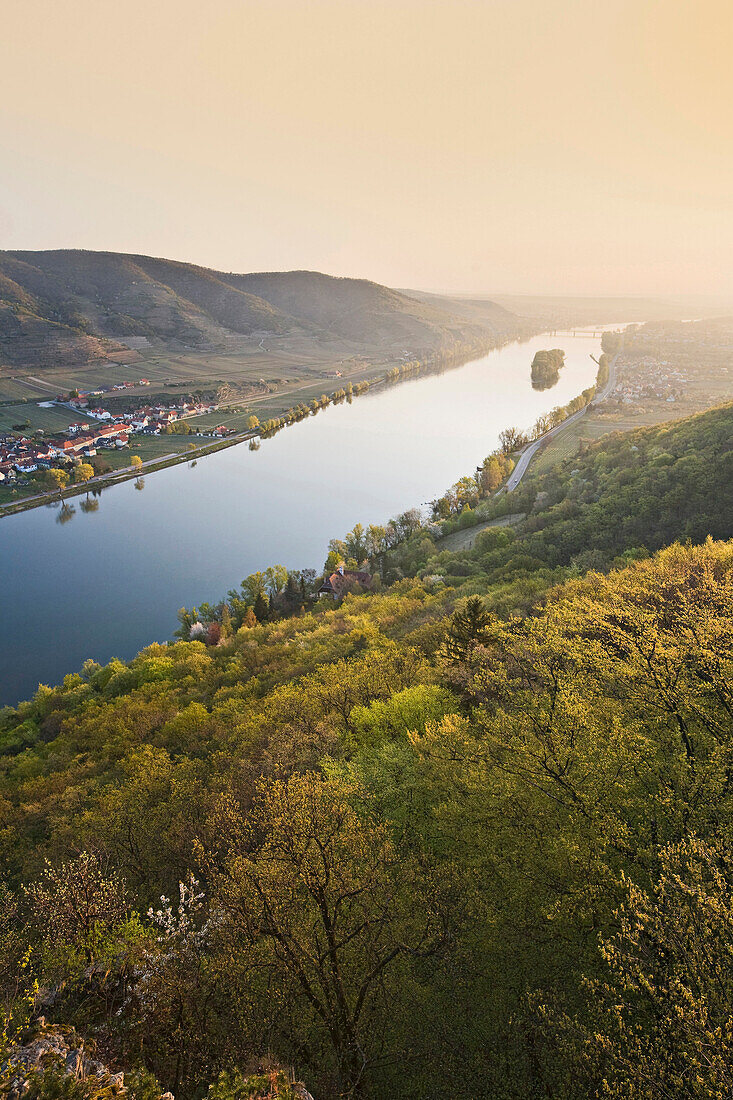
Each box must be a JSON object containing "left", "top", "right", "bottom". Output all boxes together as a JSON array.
[
  {"left": 0, "top": 404, "right": 732, "bottom": 1099},
  {"left": 414, "top": 399, "right": 733, "bottom": 583}
]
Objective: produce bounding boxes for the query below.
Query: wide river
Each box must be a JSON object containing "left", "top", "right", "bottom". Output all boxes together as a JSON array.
[{"left": 1, "top": 327, "right": 620, "bottom": 705}]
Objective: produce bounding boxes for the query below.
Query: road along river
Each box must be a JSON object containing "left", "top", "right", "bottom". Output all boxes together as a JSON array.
[{"left": 1, "top": 326, "right": 623, "bottom": 705}]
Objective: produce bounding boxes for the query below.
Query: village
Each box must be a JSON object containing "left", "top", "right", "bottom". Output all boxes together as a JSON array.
[
  {"left": 611, "top": 356, "right": 689, "bottom": 408},
  {"left": 0, "top": 380, "right": 234, "bottom": 486},
  {"left": 603, "top": 318, "right": 733, "bottom": 419}
]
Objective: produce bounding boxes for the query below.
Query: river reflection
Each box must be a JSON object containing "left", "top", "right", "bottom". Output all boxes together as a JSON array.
[{"left": 1, "top": 327, "right": 622, "bottom": 704}]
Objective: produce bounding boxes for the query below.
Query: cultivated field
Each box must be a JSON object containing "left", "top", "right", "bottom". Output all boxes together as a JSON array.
[
  {"left": 530, "top": 413, "right": 644, "bottom": 474},
  {"left": 0, "top": 334, "right": 389, "bottom": 412},
  {"left": 0, "top": 403, "right": 88, "bottom": 433}
]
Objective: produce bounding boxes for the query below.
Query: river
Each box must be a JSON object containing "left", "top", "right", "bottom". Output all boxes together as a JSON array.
[{"left": 1, "top": 327, "right": 621, "bottom": 706}]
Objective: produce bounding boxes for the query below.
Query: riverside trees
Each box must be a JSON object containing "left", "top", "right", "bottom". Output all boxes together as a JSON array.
[
  {"left": 73, "top": 462, "right": 95, "bottom": 484},
  {"left": 44, "top": 467, "right": 69, "bottom": 491},
  {"left": 430, "top": 451, "right": 515, "bottom": 519}
]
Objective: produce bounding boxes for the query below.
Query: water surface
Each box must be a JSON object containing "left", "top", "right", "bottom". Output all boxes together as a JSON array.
[{"left": 1, "top": 328, "right": 619, "bottom": 705}]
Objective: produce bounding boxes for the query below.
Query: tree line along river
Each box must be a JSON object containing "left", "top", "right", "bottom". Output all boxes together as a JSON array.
[{"left": 1, "top": 327, "right": 623, "bottom": 706}]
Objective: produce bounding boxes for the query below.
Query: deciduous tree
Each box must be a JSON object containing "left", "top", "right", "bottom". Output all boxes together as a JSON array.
[
  {"left": 206, "top": 775, "right": 445, "bottom": 1097},
  {"left": 45, "top": 468, "right": 69, "bottom": 491},
  {"left": 73, "top": 463, "right": 95, "bottom": 484}
]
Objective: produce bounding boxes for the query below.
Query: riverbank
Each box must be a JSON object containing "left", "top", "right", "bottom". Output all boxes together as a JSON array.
[
  {"left": 0, "top": 331, "right": 525, "bottom": 519},
  {"left": 0, "top": 428, "right": 259, "bottom": 517}
]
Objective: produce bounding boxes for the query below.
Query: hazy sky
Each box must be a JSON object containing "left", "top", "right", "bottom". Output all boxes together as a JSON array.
[{"left": 2, "top": 0, "right": 732, "bottom": 296}]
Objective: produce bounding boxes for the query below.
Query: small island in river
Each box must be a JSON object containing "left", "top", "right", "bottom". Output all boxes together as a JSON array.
[{"left": 531, "top": 347, "right": 566, "bottom": 390}]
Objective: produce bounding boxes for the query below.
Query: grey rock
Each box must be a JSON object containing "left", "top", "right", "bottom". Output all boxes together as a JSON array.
[{"left": 65, "top": 1050, "right": 84, "bottom": 1074}]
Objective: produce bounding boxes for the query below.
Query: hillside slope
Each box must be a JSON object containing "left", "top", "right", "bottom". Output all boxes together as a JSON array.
[
  {"left": 399, "top": 286, "right": 523, "bottom": 329},
  {"left": 511, "top": 400, "right": 733, "bottom": 566},
  {"left": 1, "top": 404, "right": 732, "bottom": 1098},
  {"left": 0, "top": 250, "right": 521, "bottom": 367},
  {"left": 375, "top": 400, "right": 733, "bottom": 598}
]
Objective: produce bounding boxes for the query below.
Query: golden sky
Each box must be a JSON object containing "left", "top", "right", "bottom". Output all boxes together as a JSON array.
[{"left": 2, "top": 0, "right": 732, "bottom": 297}]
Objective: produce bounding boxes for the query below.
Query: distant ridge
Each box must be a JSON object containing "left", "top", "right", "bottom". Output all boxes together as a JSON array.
[{"left": 0, "top": 250, "right": 522, "bottom": 368}]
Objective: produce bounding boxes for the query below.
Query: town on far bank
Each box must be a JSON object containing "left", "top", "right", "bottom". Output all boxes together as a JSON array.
[
  {"left": 0, "top": 357, "right": 404, "bottom": 512},
  {"left": 0, "top": 380, "right": 241, "bottom": 505},
  {"left": 0, "top": 341, "right": 462, "bottom": 513}
]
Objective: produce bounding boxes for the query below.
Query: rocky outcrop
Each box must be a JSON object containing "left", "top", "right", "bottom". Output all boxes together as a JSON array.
[
  {"left": 0, "top": 1019, "right": 171, "bottom": 1100},
  {"left": 1, "top": 1021, "right": 314, "bottom": 1100}
]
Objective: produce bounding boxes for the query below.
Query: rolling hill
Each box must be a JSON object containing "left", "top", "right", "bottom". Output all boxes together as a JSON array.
[{"left": 0, "top": 250, "right": 524, "bottom": 368}]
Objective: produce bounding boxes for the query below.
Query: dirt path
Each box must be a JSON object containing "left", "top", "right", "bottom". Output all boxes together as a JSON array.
[{"left": 437, "top": 512, "right": 526, "bottom": 552}]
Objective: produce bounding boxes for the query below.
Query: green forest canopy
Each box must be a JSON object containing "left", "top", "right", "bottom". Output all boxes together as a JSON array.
[{"left": 0, "top": 401, "right": 732, "bottom": 1099}]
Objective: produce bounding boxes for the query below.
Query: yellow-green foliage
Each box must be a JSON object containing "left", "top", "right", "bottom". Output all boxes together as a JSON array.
[
  {"left": 1, "top": 406, "right": 733, "bottom": 1100},
  {"left": 207, "top": 1068, "right": 299, "bottom": 1100}
]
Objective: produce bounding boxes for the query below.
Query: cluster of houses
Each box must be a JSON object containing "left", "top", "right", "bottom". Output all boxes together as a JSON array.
[
  {"left": 613, "top": 357, "right": 689, "bottom": 407},
  {"left": 62, "top": 395, "right": 218, "bottom": 433},
  {"left": 624, "top": 323, "right": 733, "bottom": 373},
  {"left": 0, "top": 435, "right": 61, "bottom": 481},
  {"left": 0, "top": 422, "right": 132, "bottom": 482},
  {"left": 0, "top": 391, "right": 236, "bottom": 487},
  {"left": 56, "top": 422, "right": 131, "bottom": 457}
]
